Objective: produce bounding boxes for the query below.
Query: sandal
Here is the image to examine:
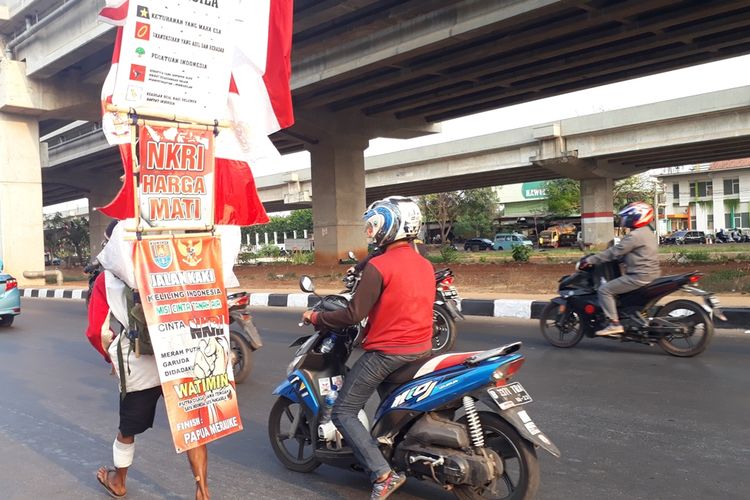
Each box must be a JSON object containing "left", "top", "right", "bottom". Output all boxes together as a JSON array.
[{"left": 96, "top": 467, "right": 126, "bottom": 498}]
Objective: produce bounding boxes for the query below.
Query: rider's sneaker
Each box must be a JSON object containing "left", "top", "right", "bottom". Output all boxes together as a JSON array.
[
  {"left": 596, "top": 322, "right": 624, "bottom": 336},
  {"left": 371, "top": 471, "right": 406, "bottom": 499}
]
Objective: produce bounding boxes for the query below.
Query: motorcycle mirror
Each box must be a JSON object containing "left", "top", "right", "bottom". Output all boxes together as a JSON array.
[{"left": 299, "top": 275, "right": 315, "bottom": 294}]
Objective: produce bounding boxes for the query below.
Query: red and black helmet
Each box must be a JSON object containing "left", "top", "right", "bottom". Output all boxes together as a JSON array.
[{"left": 618, "top": 202, "right": 654, "bottom": 229}]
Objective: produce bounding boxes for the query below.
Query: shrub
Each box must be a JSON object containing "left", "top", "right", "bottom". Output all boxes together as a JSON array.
[
  {"left": 511, "top": 244, "right": 533, "bottom": 262},
  {"left": 237, "top": 251, "right": 257, "bottom": 264},
  {"left": 290, "top": 251, "right": 314, "bottom": 265},
  {"left": 440, "top": 245, "right": 460, "bottom": 263},
  {"left": 258, "top": 244, "right": 282, "bottom": 258}
]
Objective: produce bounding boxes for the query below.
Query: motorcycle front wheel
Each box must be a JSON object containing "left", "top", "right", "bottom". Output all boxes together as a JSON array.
[
  {"left": 539, "top": 302, "right": 584, "bottom": 348},
  {"left": 454, "top": 412, "right": 539, "bottom": 500},
  {"left": 268, "top": 397, "right": 321, "bottom": 473},
  {"left": 229, "top": 330, "right": 253, "bottom": 383},
  {"left": 655, "top": 299, "right": 714, "bottom": 357},
  {"left": 432, "top": 304, "right": 457, "bottom": 354}
]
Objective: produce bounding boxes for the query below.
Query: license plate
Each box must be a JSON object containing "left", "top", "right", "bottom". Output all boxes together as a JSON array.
[
  {"left": 487, "top": 382, "right": 532, "bottom": 410},
  {"left": 442, "top": 287, "right": 458, "bottom": 298}
]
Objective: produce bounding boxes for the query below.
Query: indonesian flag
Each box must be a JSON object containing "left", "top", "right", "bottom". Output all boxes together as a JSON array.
[{"left": 97, "top": 0, "right": 293, "bottom": 226}]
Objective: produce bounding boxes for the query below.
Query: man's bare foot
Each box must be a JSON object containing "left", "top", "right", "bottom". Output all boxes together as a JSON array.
[
  {"left": 96, "top": 466, "right": 126, "bottom": 498},
  {"left": 195, "top": 477, "right": 209, "bottom": 500}
]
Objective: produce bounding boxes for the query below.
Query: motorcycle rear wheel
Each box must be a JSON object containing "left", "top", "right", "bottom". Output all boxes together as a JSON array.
[
  {"left": 655, "top": 299, "right": 714, "bottom": 357},
  {"left": 432, "top": 304, "right": 457, "bottom": 354},
  {"left": 268, "top": 397, "right": 321, "bottom": 473},
  {"left": 454, "top": 412, "right": 539, "bottom": 500},
  {"left": 539, "top": 303, "right": 583, "bottom": 348},
  {"left": 229, "top": 330, "right": 253, "bottom": 383}
]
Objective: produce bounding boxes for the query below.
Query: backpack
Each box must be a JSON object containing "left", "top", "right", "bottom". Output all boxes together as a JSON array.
[
  {"left": 125, "top": 288, "right": 154, "bottom": 356},
  {"left": 114, "top": 286, "right": 154, "bottom": 397}
]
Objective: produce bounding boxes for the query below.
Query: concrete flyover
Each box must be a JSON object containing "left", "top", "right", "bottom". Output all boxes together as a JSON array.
[
  {"left": 4, "top": 1, "right": 750, "bottom": 279},
  {"left": 43, "top": 85, "right": 750, "bottom": 245}
]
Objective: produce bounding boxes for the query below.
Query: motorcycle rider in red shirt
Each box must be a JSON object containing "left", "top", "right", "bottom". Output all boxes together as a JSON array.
[{"left": 302, "top": 196, "right": 434, "bottom": 499}]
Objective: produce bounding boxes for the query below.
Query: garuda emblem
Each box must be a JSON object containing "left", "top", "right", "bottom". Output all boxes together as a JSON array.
[{"left": 177, "top": 239, "right": 203, "bottom": 267}]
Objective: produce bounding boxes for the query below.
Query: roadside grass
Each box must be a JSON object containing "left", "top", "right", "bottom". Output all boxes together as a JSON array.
[
  {"left": 700, "top": 269, "right": 750, "bottom": 294},
  {"left": 445, "top": 243, "right": 750, "bottom": 264}
]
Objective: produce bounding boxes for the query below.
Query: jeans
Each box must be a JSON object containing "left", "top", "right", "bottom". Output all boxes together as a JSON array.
[
  {"left": 331, "top": 350, "right": 424, "bottom": 482},
  {"left": 598, "top": 275, "right": 649, "bottom": 322}
]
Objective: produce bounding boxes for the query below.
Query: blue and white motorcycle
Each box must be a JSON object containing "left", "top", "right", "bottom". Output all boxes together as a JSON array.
[{"left": 268, "top": 276, "right": 559, "bottom": 499}]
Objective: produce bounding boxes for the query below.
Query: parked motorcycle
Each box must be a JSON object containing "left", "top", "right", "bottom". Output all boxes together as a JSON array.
[
  {"left": 268, "top": 275, "right": 559, "bottom": 500},
  {"left": 433, "top": 268, "right": 464, "bottom": 353},
  {"left": 540, "top": 259, "right": 725, "bottom": 357},
  {"left": 83, "top": 259, "right": 102, "bottom": 308},
  {"left": 343, "top": 251, "right": 463, "bottom": 354},
  {"left": 226, "top": 291, "right": 263, "bottom": 383}
]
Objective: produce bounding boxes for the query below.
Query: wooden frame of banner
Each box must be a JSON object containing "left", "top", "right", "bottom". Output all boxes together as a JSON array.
[
  {"left": 111, "top": 107, "right": 226, "bottom": 235},
  {"left": 105, "top": 104, "right": 232, "bottom": 129}
]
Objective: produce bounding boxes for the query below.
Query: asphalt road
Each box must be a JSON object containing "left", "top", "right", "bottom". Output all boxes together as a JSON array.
[{"left": 1, "top": 299, "right": 748, "bottom": 500}]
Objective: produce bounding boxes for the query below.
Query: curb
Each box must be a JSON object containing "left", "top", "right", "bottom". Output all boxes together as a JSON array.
[
  {"left": 21, "top": 288, "right": 88, "bottom": 300},
  {"left": 21, "top": 289, "right": 748, "bottom": 330}
]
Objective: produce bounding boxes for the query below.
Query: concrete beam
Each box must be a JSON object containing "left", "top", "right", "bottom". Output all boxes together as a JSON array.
[
  {"left": 0, "top": 59, "right": 99, "bottom": 119},
  {"left": 293, "top": 109, "right": 440, "bottom": 143}
]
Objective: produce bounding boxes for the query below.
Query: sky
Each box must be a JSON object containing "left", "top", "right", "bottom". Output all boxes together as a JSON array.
[{"left": 44, "top": 54, "right": 750, "bottom": 215}]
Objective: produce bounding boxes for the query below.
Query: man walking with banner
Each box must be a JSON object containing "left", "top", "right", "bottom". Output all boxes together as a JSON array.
[
  {"left": 89, "top": 222, "right": 212, "bottom": 499},
  {"left": 88, "top": 0, "right": 294, "bottom": 498}
]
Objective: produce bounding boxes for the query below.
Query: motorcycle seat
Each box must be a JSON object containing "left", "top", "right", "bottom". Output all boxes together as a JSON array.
[
  {"left": 645, "top": 273, "right": 693, "bottom": 287},
  {"left": 384, "top": 351, "right": 480, "bottom": 385}
]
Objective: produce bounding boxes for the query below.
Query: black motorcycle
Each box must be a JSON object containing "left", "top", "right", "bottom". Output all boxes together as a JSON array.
[
  {"left": 433, "top": 267, "right": 464, "bottom": 353},
  {"left": 226, "top": 291, "right": 263, "bottom": 383},
  {"left": 83, "top": 259, "right": 102, "bottom": 308},
  {"left": 540, "top": 260, "right": 725, "bottom": 357}
]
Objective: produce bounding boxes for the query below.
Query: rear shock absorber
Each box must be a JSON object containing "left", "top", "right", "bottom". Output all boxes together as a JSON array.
[{"left": 462, "top": 396, "right": 485, "bottom": 448}]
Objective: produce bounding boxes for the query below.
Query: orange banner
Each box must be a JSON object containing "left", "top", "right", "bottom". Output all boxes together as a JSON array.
[
  {"left": 134, "top": 235, "right": 242, "bottom": 452},
  {"left": 138, "top": 124, "right": 215, "bottom": 227}
]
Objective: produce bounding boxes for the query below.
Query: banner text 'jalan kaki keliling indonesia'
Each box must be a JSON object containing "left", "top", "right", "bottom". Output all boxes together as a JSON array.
[
  {"left": 139, "top": 124, "right": 215, "bottom": 228},
  {"left": 134, "top": 236, "right": 242, "bottom": 452}
]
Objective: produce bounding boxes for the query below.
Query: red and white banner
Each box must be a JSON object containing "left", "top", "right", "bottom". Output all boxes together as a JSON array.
[
  {"left": 139, "top": 124, "right": 215, "bottom": 227},
  {"left": 134, "top": 235, "right": 241, "bottom": 452},
  {"left": 98, "top": 0, "right": 294, "bottom": 226}
]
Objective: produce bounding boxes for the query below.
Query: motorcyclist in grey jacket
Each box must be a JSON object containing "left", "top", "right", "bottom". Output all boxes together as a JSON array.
[{"left": 582, "top": 202, "right": 660, "bottom": 336}]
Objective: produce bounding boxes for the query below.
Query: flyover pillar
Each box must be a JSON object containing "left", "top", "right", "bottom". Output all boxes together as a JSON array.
[
  {"left": 0, "top": 113, "right": 45, "bottom": 284},
  {"left": 309, "top": 136, "right": 369, "bottom": 264},
  {"left": 580, "top": 177, "right": 614, "bottom": 249}
]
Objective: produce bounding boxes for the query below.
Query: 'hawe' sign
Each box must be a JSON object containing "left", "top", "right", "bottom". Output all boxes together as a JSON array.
[{"left": 139, "top": 124, "right": 214, "bottom": 227}]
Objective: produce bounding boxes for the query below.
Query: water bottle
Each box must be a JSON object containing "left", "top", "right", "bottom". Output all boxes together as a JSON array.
[
  {"left": 319, "top": 385, "right": 339, "bottom": 424},
  {"left": 320, "top": 335, "right": 336, "bottom": 354}
]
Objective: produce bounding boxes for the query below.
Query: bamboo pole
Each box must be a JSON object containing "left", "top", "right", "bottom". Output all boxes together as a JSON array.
[
  {"left": 124, "top": 225, "right": 214, "bottom": 234},
  {"left": 105, "top": 104, "right": 231, "bottom": 129}
]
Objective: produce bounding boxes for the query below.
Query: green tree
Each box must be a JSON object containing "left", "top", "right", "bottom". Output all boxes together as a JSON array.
[
  {"left": 544, "top": 175, "right": 656, "bottom": 217},
  {"left": 420, "top": 188, "right": 500, "bottom": 242},
  {"left": 43, "top": 213, "right": 90, "bottom": 265},
  {"left": 544, "top": 178, "right": 580, "bottom": 216},
  {"left": 241, "top": 208, "right": 313, "bottom": 244},
  {"left": 453, "top": 188, "right": 500, "bottom": 238}
]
